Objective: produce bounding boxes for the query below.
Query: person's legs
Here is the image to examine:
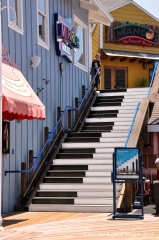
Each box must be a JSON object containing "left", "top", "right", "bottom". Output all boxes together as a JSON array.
[{"left": 94, "top": 75, "right": 100, "bottom": 90}]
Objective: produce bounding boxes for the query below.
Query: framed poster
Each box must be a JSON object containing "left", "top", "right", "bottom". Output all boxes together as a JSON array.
[
  {"left": 114, "top": 148, "right": 142, "bottom": 180},
  {"left": 2, "top": 121, "right": 10, "bottom": 154}
]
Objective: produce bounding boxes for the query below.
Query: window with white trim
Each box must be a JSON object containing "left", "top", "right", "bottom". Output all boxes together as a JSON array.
[
  {"left": 74, "top": 15, "right": 88, "bottom": 71},
  {"left": 7, "top": 0, "right": 23, "bottom": 35},
  {"left": 37, "top": 0, "right": 49, "bottom": 50}
]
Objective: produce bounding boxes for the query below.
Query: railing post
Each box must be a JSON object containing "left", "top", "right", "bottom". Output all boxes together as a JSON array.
[
  {"left": 44, "top": 127, "right": 49, "bottom": 156},
  {"left": 21, "top": 162, "right": 26, "bottom": 200},
  {"left": 57, "top": 106, "right": 62, "bottom": 133},
  {"left": 82, "top": 85, "right": 86, "bottom": 108},
  {"left": 29, "top": 150, "right": 34, "bottom": 184},
  {"left": 75, "top": 97, "right": 78, "bottom": 122},
  {"left": 68, "top": 109, "right": 71, "bottom": 129}
]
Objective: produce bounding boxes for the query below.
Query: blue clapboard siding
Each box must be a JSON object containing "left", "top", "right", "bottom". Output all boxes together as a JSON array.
[{"left": 1, "top": 0, "right": 89, "bottom": 213}]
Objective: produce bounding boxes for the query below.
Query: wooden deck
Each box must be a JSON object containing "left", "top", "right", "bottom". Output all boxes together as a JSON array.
[{"left": 0, "top": 211, "right": 159, "bottom": 239}]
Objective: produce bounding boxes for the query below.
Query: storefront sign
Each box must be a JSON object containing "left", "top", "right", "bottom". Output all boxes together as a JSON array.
[
  {"left": 115, "top": 23, "right": 158, "bottom": 47},
  {"left": 54, "top": 13, "right": 79, "bottom": 63}
]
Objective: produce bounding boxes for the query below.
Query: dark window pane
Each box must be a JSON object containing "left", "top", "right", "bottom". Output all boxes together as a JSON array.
[
  {"left": 115, "top": 70, "right": 125, "bottom": 88},
  {"left": 104, "top": 68, "right": 111, "bottom": 89},
  {"left": 38, "top": 14, "right": 45, "bottom": 41}
]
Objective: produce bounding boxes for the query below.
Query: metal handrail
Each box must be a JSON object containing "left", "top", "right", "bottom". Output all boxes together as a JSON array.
[
  {"left": 124, "top": 102, "right": 140, "bottom": 148},
  {"left": 147, "top": 61, "right": 158, "bottom": 98},
  {"left": 5, "top": 68, "right": 100, "bottom": 175}
]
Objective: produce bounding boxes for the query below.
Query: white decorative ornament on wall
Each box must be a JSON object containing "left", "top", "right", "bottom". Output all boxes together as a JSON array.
[{"left": 30, "top": 55, "right": 41, "bottom": 68}]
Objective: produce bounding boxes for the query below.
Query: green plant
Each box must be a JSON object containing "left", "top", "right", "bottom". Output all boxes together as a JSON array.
[{"left": 135, "top": 77, "right": 149, "bottom": 87}]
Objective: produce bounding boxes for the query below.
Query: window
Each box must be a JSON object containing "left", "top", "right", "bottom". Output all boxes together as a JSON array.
[
  {"left": 37, "top": 0, "right": 49, "bottom": 50},
  {"left": 74, "top": 15, "right": 88, "bottom": 71},
  {"left": 104, "top": 66, "right": 127, "bottom": 89},
  {"left": 8, "top": 0, "right": 23, "bottom": 34}
]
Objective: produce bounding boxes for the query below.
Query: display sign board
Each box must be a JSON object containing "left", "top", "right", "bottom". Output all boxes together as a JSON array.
[
  {"left": 54, "top": 13, "right": 79, "bottom": 63},
  {"left": 106, "top": 22, "right": 159, "bottom": 47},
  {"left": 114, "top": 147, "right": 142, "bottom": 180}
]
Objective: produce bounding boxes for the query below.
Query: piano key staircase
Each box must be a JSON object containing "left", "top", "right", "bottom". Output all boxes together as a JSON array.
[{"left": 29, "top": 87, "right": 148, "bottom": 212}]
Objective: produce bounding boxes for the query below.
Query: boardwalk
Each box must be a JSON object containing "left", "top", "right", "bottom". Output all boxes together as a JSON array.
[{"left": 0, "top": 210, "right": 159, "bottom": 239}]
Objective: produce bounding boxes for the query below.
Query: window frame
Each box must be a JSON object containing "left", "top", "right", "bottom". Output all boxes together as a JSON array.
[
  {"left": 36, "top": 0, "right": 50, "bottom": 50},
  {"left": 7, "top": 0, "right": 23, "bottom": 35},
  {"left": 73, "top": 14, "right": 88, "bottom": 72}
]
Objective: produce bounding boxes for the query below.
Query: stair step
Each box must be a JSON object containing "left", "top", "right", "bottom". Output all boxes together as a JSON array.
[
  {"left": 43, "top": 177, "right": 111, "bottom": 184},
  {"left": 87, "top": 113, "right": 117, "bottom": 118},
  {"left": 39, "top": 183, "right": 120, "bottom": 191},
  {"left": 32, "top": 198, "right": 74, "bottom": 204},
  {"left": 84, "top": 122, "right": 114, "bottom": 126},
  {"left": 36, "top": 191, "right": 77, "bottom": 197},
  {"left": 50, "top": 164, "right": 112, "bottom": 171},
  {"left": 82, "top": 129, "right": 111, "bottom": 132},
  {"left": 127, "top": 87, "right": 148, "bottom": 92},
  {"left": 82, "top": 126, "right": 112, "bottom": 131},
  {"left": 95, "top": 147, "right": 114, "bottom": 152},
  {"left": 32, "top": 197, "right": 115, "bottom": 205},
  {"left": 113, "top": 126, "right": 130, "bottom": 130},
  {"left": 47, "top": 171, "right": 111, "bottom": 177},
  {"left": 67, "top": 132, "right": 101, "bottom": 137},
  {"left": 56, "top": 153, "right": 93, "bottom": 159},
  {"left": 53, "top": 159, "right": 112, "bottom": 165},
  {"left": 90, "top": 110, "right": 118, "bottom": 114},
  {"left": 59, "top": 148, "right": 95, "bottom": 153},
  {"left": 100, "top": 89, "right": 127, "bottom": 93},
  {"left": 85, "top": 117, "right": 132, "bottom": 122},
  {"left": 93, "top": 102, "right": 122, "bottom": 107},
  {"left": 56, "top": 153, "right": 113, "bottom": 159},
  {"left": 62, "top": 142, "right": 124, "bottom": 148},
  {"left": 101, "top": 132, "right": 127, "bottom": 137},
  {"left": 29, "top": 204, "right": 113, "bottom": 213},
  {"left": 95, "top": 98, "right": 123, "bottom": 103},
  {"left": 43, "top": 177, "right": 83, "bottom": 183},
  {"left": 97, "top": 96, "right": 124, "bottom": 100},
  {"left": 36, "top": 190, "right": 120, "bottom": 198},
  {"left": 64, "top": 137, "right": 100, "bottom": 143},
  {"left": 47, "top": 171, "right": 86, "bottom": 177}
]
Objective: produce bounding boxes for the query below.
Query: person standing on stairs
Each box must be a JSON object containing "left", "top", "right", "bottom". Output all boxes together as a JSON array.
[{"left": 91, "top": 53, "right": 101, "bottom": 91}]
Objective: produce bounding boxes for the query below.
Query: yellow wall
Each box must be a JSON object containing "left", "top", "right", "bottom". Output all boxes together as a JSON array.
[
  {"left": 103, "top": 3, "right": 159, "bottom": 54},
  {"left": 101, "top": 58, "right": 153, "bottom": 89},
  {"left": 97, "top": 3, "right": 159, "bottom": 89},
  {"left": 92, "top": 24, "right": 100, "bottom": 60}
]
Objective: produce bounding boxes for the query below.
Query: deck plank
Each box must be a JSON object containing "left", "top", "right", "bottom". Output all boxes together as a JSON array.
[{"left": 0, "top": 211, "right": 159, "bottom": 239}]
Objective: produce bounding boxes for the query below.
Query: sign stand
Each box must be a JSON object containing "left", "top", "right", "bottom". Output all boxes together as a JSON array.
[{"left": 112, "top": 148, "right": 144, "bottom": 219}]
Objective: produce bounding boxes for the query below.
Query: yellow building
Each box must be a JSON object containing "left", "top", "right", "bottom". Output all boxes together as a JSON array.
[{"left": 92, "top": 1, "right": 159, "bottom": 89}]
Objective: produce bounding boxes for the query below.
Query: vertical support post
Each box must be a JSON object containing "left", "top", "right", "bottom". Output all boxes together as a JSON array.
[
  {"left": 21, "top": 162, "right": 26, "bottom": 200},
  {"left": 124, "top": 181, "right": 132, "bottom": 212},
  {"left": 82, "top": 85, "right": 86, "bottom": 108},
  {"left": 75, "top": 97, "right": 78, "bottom": 122},
  {"left": 29, "top": 150, "right": 34, "bottom": 184},
  {"left": 112, "top": 154, "right": 117, "bottom": 219},
  {"left": 44, "top": 127, "right": 49, "bottom": 156},
  {"left": 57, "top": 106, "right": 62, "bottom": 134},
  {"left": 68, "top": 109, "right": 71, "bottom": 129}
]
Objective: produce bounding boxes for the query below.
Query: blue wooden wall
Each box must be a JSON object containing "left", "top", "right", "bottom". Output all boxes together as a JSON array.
[{"left": 1, "top": 0, "right": 89, "bottom": 213}]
